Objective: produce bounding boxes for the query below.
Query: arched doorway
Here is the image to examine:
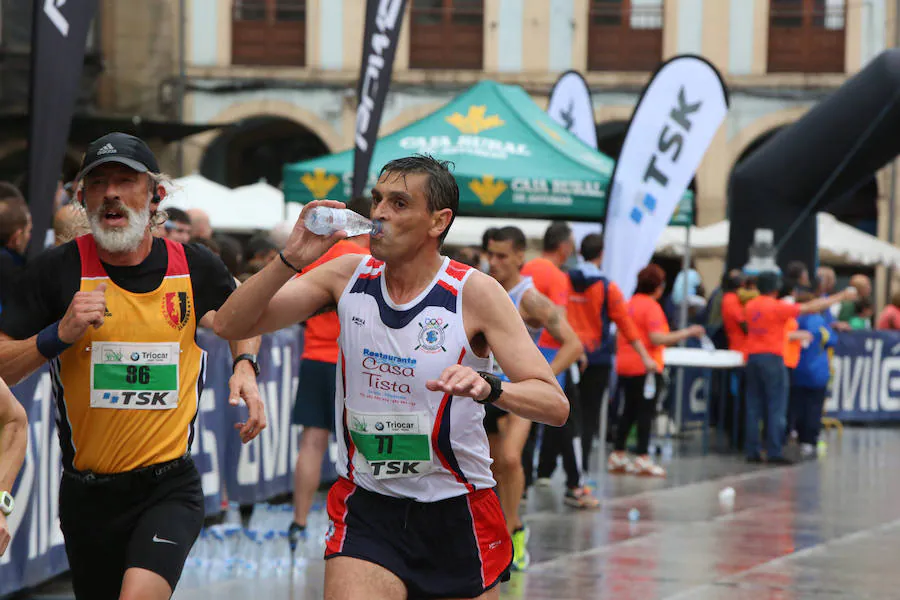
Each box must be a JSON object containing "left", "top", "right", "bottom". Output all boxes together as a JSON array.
[{"left": 200, "top": 117, "right": 329, "bottom": 188}]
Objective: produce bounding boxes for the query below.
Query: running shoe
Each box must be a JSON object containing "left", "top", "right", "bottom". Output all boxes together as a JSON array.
[
  {"left": 626, "top": 455, "right": 666, "bottom": 477},
  {"left": 511, "top": 525, "right": 530, "bottom": 571},
  {"left": 607, "top": 450, "right": 630, "bottom": 474},
  {"left": 287, "top": 521, "right": 307, "bottom": 552},
  {"left": 564, "top": 486, "right": 600, "bottom": 509}
]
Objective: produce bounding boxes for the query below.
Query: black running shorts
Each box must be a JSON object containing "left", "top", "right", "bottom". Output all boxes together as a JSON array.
[
  {"left": 324, "top": 477, "right": 512, "bottom": 599},
  {"left": 292, "top": 359, "right": 337, "bottom": 431},
  {"left": 482, "top": 402, "right": 509, "bottom": 435},
  {"left": 59, "top": 456, "right": 204, "bottom": 599}
]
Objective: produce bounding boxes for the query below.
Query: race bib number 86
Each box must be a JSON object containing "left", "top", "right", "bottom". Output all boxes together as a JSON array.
[{"left": 90, "top": 342, "right": 180, "bottom": 410}]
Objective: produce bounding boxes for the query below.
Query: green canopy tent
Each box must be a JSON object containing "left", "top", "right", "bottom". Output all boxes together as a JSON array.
[{"left": 283, "top": 80, "right": 692, "bottom": 224}]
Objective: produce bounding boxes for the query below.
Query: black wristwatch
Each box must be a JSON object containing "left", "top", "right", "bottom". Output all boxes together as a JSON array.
[
  {"left": 233, "top": 353, "right": 260, "bottom": 377},
  {"left": 476, "top": 371, "right": 503, "bottom": 405}
]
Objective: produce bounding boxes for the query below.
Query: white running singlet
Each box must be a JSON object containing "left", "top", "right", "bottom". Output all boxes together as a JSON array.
[
  {"left": 492, "top": 276, "right": 541, "bottom": 379},
  {"left": 335, "top": 255, "right": 494, "bottom": 502},
  {"left": 506, "top": 276, "right": 542, "bottom": 345}
]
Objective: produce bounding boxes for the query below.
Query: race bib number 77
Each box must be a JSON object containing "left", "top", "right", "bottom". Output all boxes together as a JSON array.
[{"left": 347, "top": 411, "right": 433, "bottom": 479}]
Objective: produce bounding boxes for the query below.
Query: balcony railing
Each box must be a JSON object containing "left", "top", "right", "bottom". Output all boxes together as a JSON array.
[
  {"left": 410, "top": 1, "right": 484, "bottom": 70},
  {"left": 588, "top": 3, "right": 663, "bottom": 72},
  {"left": 768, "top": 2, "right": 845, "bottom": 73},
  {"left": 232, "top": 0, "right": 306, "bottom": 66}
]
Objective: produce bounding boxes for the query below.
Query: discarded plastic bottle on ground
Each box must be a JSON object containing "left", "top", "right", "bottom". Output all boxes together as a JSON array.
[
  {"left": 304, "top": 206, "right": 382, "bottom": 237},
  {"left": 643, "top": 372, "right": 656, "bottom": 399}
]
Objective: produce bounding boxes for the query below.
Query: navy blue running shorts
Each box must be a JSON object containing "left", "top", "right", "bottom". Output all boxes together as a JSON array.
[{"left": 324, "top": 477, "right": 512, "bottom": 599}]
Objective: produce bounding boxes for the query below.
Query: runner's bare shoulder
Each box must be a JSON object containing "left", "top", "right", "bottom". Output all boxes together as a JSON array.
[
  {"left": 308, "top": 252, "right": 371, "bottom": 299},
  {"left": 460, "top": 270, "right": 518, "bottom": 328}
]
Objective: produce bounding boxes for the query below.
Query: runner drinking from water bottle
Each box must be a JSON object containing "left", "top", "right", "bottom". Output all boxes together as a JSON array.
[{"left": 214, "top": 155, "right": 569, "bottom": 600}]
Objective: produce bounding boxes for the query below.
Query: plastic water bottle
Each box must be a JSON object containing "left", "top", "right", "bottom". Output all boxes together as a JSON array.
[
  {"left": 237, "top": 530, "right": 260, "bottom": 579},
  {"left": 206, "top": 527, "right": 229, "bottom": 582},
  {"left": 260, "top": 530, "right": 278, "bottom": 578},
  {"left": 719, "top": 486, "right": 736, "bottom": 505},
  {"left": 643, "top": 372, "right": 656, "bottom": 399},
  {"left": 181, "top": 529, "right": 208, "bottom": 587},
  {"left": 223, "top": 526, "right": 241, "bottom": 578},
  {"left": 279, "top": 504, "right": 294, "bottom": 533},
  {"left": 304, "top": 206, "right": 382, "bottom": 237},
  {"left": 224, "top": 501, "right": 242, "bottom": 527},
  {"left": 276, "top": 531, "right": 292, "bottom": 576}
]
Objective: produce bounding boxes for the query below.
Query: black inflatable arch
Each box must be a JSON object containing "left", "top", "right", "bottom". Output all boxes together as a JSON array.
[{"left": 727, "top": 49, "right": 900, "bottom": 273}]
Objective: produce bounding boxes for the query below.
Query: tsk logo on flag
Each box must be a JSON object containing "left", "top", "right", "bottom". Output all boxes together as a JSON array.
[
  {"left": 601, "top": 55, "right": 729, "bottom": 298},
  {"left": 446, "top": 106, "right": 505, "bottom": 135}
]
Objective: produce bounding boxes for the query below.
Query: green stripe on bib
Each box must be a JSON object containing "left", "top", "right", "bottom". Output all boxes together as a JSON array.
[
  {"left": 350, "top": 431, "right": 432, "bottom": 462},
  {"left": 93, "top": 364, "right": 178, "bottom": 391}
]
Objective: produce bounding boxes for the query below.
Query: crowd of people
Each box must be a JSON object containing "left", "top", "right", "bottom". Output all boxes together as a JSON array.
[{"left": 0, "top": 131, "right": 891, "bottom": 599}]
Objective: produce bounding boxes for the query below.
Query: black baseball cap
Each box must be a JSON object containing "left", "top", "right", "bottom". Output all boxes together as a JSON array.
[{"left": 77, "top": 132, "right": 160, "bottom": 180}]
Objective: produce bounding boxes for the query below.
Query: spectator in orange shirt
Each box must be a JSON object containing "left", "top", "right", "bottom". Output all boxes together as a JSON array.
[
  {"left": 288, "top": 197, "right": 371, "bottom": 550},
  {"left": 743, "top": 272, "right": 853, "bottom": 465},
  {"left": 567, "top": 234, "right": 655, "bottom": 474},
  {"left": 609, "top": 264, "right": 705, "bottom": 477},
  {"left": 718, "top": 270, "right": 748, "bottom": 447},
  {"left": 720, "top": 271, "right": 748, "bottom": 354},
  {"left": 520, "top": 223, "right": 592, "bottom": 501}
]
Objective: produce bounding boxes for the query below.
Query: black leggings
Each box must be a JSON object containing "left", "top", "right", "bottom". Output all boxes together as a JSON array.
[
  {"left": 535, "top": 376, "right": 582, "bottom": 489},
  {"left": 577, "top": 364, "right": 610, "bottom": 475},
  {"left": 613, "top": 374, "right": 662, "bottom": 456}
]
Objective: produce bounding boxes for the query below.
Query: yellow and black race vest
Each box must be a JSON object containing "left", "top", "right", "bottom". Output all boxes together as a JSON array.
[{"left": 53, "top": 235, "right": 204, "bottom": 474}]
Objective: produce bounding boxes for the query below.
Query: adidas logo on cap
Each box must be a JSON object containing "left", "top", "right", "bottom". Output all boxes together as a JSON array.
[{"left": 96, "top": 143, "right": 117, "bottom": 155}]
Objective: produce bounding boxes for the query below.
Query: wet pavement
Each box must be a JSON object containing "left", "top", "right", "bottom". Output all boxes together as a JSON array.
[{"left": 16, "top": 427, "right": 900, "bottom": 599}]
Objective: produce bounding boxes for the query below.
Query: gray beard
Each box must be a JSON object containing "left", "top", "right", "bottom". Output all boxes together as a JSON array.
[{"left": 88, "top": 204, "right": 150, "bottom": 253}]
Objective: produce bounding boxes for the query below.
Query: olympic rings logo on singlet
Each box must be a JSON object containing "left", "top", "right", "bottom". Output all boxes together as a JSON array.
[{"left": 416, "top": 317, "right": 449, "bottom": 354}]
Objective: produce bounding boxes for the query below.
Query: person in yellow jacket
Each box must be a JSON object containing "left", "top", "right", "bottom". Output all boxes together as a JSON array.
[{"left": 0, "top": 133, "right": 266, "bottom": 600}]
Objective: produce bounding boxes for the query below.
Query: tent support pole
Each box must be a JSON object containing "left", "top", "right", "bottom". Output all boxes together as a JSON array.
[
  {"left": 674, "top": 225, "right": 691, "bottom": 434},
  {"left": 774, "top": 89, "right": 900, "bottom": 257}
]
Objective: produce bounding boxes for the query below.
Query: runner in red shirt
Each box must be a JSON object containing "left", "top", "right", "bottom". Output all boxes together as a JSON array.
[{"left": 288, "top": 198, "right": 371, "bottom": 549}]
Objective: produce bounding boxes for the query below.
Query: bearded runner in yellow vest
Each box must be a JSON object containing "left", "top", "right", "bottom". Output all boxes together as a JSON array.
[
  {"left": 0, "top": 132, "right": 266, "bottom": 600},
  {"left": 60, "top": 234, "right": 203, "bottom": 473}
]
